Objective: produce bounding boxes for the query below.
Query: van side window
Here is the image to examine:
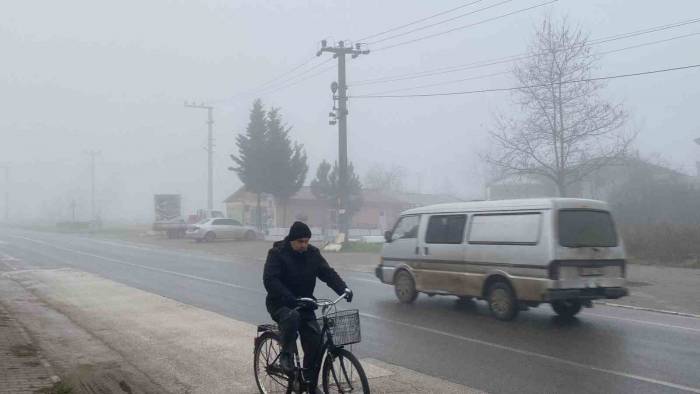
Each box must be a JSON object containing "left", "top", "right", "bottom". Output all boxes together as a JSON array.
[
  {"left": 425, "top": 215, "right": 467, "bottom": 244},
  {"left": 212, "top": 219, "right": 225, "bottom": 225},
  {"left": 468, "top": 213, "right": 541, "bottom": 245},
  {"left": 391, "top": 216, "right": 420, "bottom": 241}
]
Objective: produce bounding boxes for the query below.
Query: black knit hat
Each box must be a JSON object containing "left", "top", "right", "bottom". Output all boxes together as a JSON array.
[{"left": 288, "top": 221, "right": 312, "bottom": 241}]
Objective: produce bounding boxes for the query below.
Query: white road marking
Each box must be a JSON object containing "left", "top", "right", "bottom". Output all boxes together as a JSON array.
[
  {"left": 348, "top": 276, "right": 384, "bottom": 285},
  {"left": 9, "top": 234, "right": 700, "bottom": 392},
  {"left": 595, "top": 301, "right": 700, "bottom": 319},
  {"left": 7, "top": 235, "right": 265, "bottom": 295},
  {"left": 586, "top": 312, "right": 700, "bottom": 334},
  {"left": 360, "top": 312, "right": 700, "bottom": 393}
]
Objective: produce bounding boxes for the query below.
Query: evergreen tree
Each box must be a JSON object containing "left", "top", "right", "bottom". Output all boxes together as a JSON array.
[
  {"left": 229, "top": 99, "right": 268, "bottom": 229},
  {"left": 265, "top": 107, "right": 308, "bottom": 226},
  {"left": 311, "top": 160, "right": 363, "bottom": 229}
]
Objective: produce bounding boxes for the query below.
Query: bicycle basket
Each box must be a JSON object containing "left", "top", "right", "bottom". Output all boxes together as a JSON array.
[{"left": 319, "top": 309, "right": 361, "bottom": 346}]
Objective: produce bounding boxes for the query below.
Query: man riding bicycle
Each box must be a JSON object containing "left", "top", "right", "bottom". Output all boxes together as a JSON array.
[{"left": 263, "top": 221, "right": 353, "bottom": 375}]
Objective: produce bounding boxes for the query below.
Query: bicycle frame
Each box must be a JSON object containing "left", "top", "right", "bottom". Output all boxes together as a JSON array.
[{"left": 292, "top": 293, "right": 347, "bottom": 391}]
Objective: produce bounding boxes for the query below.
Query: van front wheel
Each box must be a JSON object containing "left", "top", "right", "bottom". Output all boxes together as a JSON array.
[
  {"left": 394, "top": 270, "right": 418, "bottom": 304},
  {"left": 551, "top": 300, "right": 582, "bottom": 319},
  {"left": 487, "top": 282, "right": 519, "bottom": 321}
]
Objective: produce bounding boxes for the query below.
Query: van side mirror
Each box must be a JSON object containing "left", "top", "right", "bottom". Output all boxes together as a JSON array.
[{"left": 384, "top": 231, "right": 393, "bottom": 243}]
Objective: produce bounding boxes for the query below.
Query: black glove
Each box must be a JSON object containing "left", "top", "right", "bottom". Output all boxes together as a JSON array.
[{"left": 344, "top": 288, "right": 353, "bottom": 303}]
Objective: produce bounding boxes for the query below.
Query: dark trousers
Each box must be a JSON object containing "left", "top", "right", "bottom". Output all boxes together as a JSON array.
[{"left": 272, "top": 307, "right": 322, "bottom": 370}]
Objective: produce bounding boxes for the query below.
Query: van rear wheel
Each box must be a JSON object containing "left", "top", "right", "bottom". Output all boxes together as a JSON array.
[
  {"left": 487, "top": 282, "right": 519, "bottom": 321},
  {"left": 551, "top": 300, "right": 582, "bottom": 319},
  {"left": 394, "top": 270, "right": 418, "bottom": 304}
]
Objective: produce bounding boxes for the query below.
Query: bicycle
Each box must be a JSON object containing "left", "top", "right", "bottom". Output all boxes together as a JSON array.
[{"left": 253, "top": 292, "right": 370, "bottom": 393}]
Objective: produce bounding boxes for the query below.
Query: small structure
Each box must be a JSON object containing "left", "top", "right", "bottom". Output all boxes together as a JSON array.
[{"left": 223, "top": 186, "right": 461, "bottom": 231}]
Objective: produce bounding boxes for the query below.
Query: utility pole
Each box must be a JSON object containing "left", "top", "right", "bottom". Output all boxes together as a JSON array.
[
  {"left": 694, "top": 137, "right": 700, "bottom": 176},
  {"left": 185, "top": 102, "right": 215, "bottom": 211},
  {"left": 85, "top": 150, "right": 100, "bottom": 225},
  {"left": 70, "top": 200, "right": 77, "bottom": 222},
  {"left": 317, "top": 40, "right": 369, "bottom": 238},
  {"left": 0, "top": 164, "right": 8, "bottom": 222}
]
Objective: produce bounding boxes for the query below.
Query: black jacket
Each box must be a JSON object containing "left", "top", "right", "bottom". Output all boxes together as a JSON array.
[{"left": 263, "top": 238, "right": 347, "bottom": 314}]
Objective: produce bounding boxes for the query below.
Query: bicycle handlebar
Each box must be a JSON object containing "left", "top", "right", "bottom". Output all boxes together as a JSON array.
[{"left": 297, "top": 290, "right": 351, "bottom": 315}]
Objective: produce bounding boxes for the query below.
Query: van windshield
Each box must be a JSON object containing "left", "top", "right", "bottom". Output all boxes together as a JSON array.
[{"left": 558, "top": 209, "right": 618, "bottom": 247}]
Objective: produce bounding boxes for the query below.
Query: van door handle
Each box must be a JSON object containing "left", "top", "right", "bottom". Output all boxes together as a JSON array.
[{"left": 424, "top": 247, "right": 429, "bottom": 255}]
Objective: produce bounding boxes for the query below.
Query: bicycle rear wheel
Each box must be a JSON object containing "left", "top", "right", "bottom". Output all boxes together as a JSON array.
[
  {"left": 254, "top": 331, "right": 289, "bottom": 394},
  {"left": 322, "top": 348, "right": 370, "bottom": 393}
]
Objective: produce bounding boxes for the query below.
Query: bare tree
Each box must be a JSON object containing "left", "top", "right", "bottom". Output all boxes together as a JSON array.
[
  {"left": 364, "top": 163, "right": 407, "bottom": 193},
  {"left": 486, "top": 16, "right": 634, "bottom": 197}
]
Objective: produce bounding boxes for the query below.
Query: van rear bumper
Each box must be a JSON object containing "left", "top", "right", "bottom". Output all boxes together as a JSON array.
[{"left": 546, "top": 287, "right": 628, "bottom": 301}]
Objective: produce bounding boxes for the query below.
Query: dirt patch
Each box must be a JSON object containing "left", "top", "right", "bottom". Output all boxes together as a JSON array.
[
  {"left": 35, "top": 381, "right": 74, "bottom": 394},
  {"left": 11, "top": 343, "right": 38, "bottom": 357},
  {"left": 62, "top": 364, "right": 164, "bottom": 394}
]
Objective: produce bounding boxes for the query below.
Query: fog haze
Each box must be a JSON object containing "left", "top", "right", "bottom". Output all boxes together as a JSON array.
[{"left": 2, "top": 0, "right": 699, "bottom": 222}]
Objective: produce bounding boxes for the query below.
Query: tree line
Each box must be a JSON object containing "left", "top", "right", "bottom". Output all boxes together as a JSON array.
[{"left": 229, "top": 99, "right": 362, "bottom": 230}]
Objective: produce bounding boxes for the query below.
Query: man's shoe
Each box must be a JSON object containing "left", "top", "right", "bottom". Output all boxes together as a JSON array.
[{"left": 279, "top": 352, "right": 295, "bottom": 373}]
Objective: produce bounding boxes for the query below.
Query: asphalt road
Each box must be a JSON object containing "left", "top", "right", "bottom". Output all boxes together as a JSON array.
[{"left": 1, "top": 228, "right": 699, "bottom": 394}]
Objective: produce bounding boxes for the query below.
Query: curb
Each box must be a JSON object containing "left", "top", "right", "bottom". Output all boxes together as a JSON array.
[{"left": 594, "top": 301, "right": 700, "bottom": 319}]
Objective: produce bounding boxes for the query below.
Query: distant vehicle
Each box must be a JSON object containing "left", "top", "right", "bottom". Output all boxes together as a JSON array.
[
  {"left": 152, "top": 194, "right": 187, "bottom": 239},
  {"left": 185, "top": 209, "right": 226, "bottom": 229},
  {"left": 186, "top": 218, "right": 263, "bottom": 242},
  {"left": 375, "top": 198, "right": 628, "bottom": 321}
]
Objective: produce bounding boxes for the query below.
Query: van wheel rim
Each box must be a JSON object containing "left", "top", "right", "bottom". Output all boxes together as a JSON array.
[
  {"left": 491, "top": 289, "right": 510, "bottom": 315},
  {"left": 396, "top": 275, "right": 412, "bottom": 298}
]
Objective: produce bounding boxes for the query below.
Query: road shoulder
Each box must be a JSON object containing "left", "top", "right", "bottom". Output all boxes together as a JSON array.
[{"left": 1, "top": 267, "right": 483, "bottom": 393}]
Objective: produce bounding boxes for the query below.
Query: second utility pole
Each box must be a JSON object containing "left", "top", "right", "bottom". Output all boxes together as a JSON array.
[
  {"left": 185, "top": 102, "right": 215, "bottom": 211},
  {"left": 86, "top": 150, "right": 100, "bottom": 225},
  {"left": 0, "top": 165, "right": 8, "bottom": 222},
  {"left": 317, "top": 40, "right": 369, "bottom": 239}
]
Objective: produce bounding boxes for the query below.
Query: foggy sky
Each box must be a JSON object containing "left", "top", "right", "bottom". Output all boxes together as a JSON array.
[{"left": 2, "top": 0, "right": 700, "bottom": 222}]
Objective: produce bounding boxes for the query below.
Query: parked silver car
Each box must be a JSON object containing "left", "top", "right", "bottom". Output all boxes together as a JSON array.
[{"left": 185, "top": 218, "right": 262, "bottom": 242}]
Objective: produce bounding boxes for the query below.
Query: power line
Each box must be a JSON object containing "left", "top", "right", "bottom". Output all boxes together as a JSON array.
[
  {"left": 248, "top": 55, "right": 317, "bottom": 91},
  {"left": 363, "top": 70, "right": 511, "bottom": 95},
  {"left": 599, "top": 31, "right": 700, "bottom": 56},
  {"left": 588, "top": 17, "right": 700, "bottom": 46},
  {"left": 356, "top": 0, "right": 487, "bottom": 42},
  {"left": 349, "top": 63, "right": 700, "bottom": 98},
  {"left": 257, "top": 63, "right": 336, "bottom": 97},
  {"left": 356, "top": 30, "right": 700, "bottom": 95},
  {"left": 221, "top": 57, "right": 334, "bottom": 102},
  {"left": 353, "top": 54, "right": 524, "bottom": 86},
  {"left": 351, "top": 17, "right": 700, "bottom": 86},
  {"left": 367, "top": 0, "right": 515, "bottom": 45},
  {"left": 256, "top": 58, "right": 333, "bottom": 92},
  {"left": 372, "top": 0, "right": 558, "bottom": 52}
]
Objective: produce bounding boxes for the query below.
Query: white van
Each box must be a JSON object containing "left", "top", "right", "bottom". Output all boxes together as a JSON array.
[{"left": 375, "top": 198, "right": 628, "bottom": 320}]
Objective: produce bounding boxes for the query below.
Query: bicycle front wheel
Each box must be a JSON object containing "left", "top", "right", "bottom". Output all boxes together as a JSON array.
[
  {"left": 322, "top": 348, "right": 370, "bottom": 393},
  {"left": 253, "top": 331, "right": 289, "bottom": 394}
]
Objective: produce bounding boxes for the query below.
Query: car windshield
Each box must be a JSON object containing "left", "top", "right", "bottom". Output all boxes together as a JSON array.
[{"left": 558, "top": 209, "right": 618, "bottom": 247}]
